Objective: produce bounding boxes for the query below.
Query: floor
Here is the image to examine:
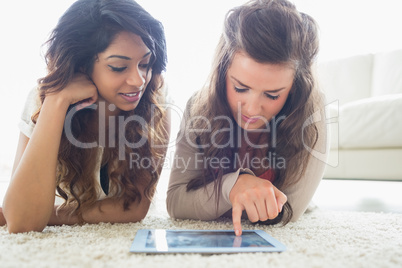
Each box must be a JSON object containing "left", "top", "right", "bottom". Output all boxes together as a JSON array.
[{"left": 1, "top": 174, "right": 400, "bottom": 214}]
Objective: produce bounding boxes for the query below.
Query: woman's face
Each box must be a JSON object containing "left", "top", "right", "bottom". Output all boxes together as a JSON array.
[
  {"left": 226, "top": 51, "right": 295, "bottom": 130},
  {"left": 91, "top": 31, "right": 152, "bottom": 115}
]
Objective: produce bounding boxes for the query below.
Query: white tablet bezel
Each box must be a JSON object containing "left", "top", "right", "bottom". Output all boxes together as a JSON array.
[{"left": 130, "top": 229, "right": 286, "bottom": 254}]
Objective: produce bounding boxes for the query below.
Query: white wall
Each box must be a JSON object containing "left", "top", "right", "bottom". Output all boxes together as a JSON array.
[
  {"left": 1, "top": 0, "right": 401, "bottom": 179},
  {"left": 0, "top": 1, "right": 76, "bottom": 178}
]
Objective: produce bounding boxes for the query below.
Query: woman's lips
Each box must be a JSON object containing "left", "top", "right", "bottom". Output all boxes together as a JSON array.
[
  {"left": 241, "top": 114, "right": 260, "bottom": 124},
  {"left": 119, "top": 91, "right": 142, "bottom": 102}
]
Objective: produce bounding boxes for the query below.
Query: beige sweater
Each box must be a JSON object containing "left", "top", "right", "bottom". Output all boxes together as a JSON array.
[{"left": 167, "top": 97, "right": 329, "bottom": 222}]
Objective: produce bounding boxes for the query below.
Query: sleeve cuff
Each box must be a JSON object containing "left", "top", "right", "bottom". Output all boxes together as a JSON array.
[{"left": 221, "top": 168, "right": 256, "bottom": 205}]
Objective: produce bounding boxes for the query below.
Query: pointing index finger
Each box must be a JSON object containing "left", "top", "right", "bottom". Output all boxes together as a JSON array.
[{"left": 232, "top": 204, "right": 243, "bottom": 236}]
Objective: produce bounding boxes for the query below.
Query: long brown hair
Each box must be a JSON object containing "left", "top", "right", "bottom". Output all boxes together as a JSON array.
[
  {"left": 32, "top": 0, "right": 168, "bottom": 222},
  {"left": 187, "top": 0, "right": 322, "bottom": 225}
]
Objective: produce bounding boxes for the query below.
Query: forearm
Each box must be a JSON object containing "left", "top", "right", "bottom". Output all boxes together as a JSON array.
[
  {"left": 3, "top": 97, "right": 69, "bottom": 233},
  {"left": 49, "top": 197, "right": 150, "bottom": 225},
  {"left": 167, "top": 169, "right": 241, "bottom": 220},
  {"left": 167, "top": 184, "right": 218, "bottom": 220}
]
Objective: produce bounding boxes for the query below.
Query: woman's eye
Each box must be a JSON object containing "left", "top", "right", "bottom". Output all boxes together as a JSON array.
[
  {"left": 234, "top": 87, "right": 247, "bottom": 93},
  {"left": 139, "top": 62, "right": 151, "bottom": 69},
  {"left": 265, "top": 93, "right": 279, "bottom": 100},
  {"left": 108, "top": 65, "right": 127, "bottom": 72}
]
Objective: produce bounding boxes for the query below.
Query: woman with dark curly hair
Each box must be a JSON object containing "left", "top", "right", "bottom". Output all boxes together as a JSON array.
[
  {"left": 2, "top": 0, "right": 169, "bottom": 233},
  {"left": 167, "top": 0, "right": 328, "bottom": 236}
]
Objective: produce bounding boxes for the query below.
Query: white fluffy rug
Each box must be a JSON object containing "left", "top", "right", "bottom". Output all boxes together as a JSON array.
[{"left": 1, "top": 196, "right": 401, "bottom": 268}]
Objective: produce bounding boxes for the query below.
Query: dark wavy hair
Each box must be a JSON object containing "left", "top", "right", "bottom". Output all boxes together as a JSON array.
[
  {"left": 32, "top": 0, "right": 168, "bottom": 222},
  {"left": 187, "top": 0, "right": 321, "bottom": 225}
]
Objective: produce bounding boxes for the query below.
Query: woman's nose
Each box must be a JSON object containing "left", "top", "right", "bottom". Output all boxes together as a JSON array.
[
  {"left": 126, "top": 68, "right": 146, "bottom": 89},
  {"left": 244, "top": 95, "right": 262, "bottom": 116}
]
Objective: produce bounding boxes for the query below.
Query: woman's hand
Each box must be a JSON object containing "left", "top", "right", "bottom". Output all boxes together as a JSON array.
[
  {"left": 45, "top": 73, "right": 99, "bottom": 110},
  {"left": 229, "top": 173, "right": 287, "bottom": 236}
]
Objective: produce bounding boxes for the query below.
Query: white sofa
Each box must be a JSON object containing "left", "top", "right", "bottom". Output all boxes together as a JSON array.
[{"left": 317, "top": 49, "right": 402, "bottom": 181}]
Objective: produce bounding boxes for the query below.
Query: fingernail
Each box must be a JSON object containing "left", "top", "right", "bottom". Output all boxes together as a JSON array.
[
  {"left": 235, "top": 229, "right": 240, "bottom": 236},
  {"left": 278, "top": 202, "right": 283, "bottom": 212}
]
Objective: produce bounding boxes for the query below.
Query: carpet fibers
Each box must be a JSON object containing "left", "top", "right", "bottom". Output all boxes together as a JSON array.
[{"left": 1, "top": 201, "right": 401, "bottom": 268}]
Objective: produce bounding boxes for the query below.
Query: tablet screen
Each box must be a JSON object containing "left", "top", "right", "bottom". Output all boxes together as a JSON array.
[
  {"left": 130, "top": 229, "right": 286, "bottom": 254},
  {"left": 147, "top": 230, "right": 273, "bottom": 248}
]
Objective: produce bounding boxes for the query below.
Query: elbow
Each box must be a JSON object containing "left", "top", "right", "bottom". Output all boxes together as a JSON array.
[
  {"left": 7, "top": 221, "right": 46, "bottom": 234},
  {"left": 124, "top": 202, "right": 150, "bottom": 223},
  {"left": 288, "top": 207, "right": 304, "bottom": 223},
  {"left": 166, "top": 204, "right": 175, "bottom": 219},
  {"left": 134, "top": 210, "right": 148, "bottom": 222},
  {"left": 289, "top": 214, "right": 300, "bottom": 223},
  {"left": 3, "top": 209, "right": 46, "bottom": 233},
  {"left": 166, "top": 193, "right": 180, "bottom": 219},
  {"left": 3, "top": 207, "right": 47, "bottom": 233},
  {"left": 166, "top": 206, "right": 178, "bottom": 219}
]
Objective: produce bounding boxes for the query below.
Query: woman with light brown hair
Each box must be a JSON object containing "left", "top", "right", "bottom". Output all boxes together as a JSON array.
[
  {"left": 1, "top": 0, "right": 169, "bottom": 233},
  {"left": 167, "top": 0, "right": 328, "bottom": 236}
]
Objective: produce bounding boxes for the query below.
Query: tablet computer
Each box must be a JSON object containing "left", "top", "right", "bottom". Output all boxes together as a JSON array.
[{"left": 130, "top": 229, "right": 286, "bottom": 254}]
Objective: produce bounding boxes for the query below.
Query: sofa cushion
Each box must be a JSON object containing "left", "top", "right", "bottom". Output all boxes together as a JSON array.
[
  {"left": 371, "top": 49, "right": 402, "bottom": 96},
  {"left": 326, "top": 103, "right": 339, "bottom": 149},
  {"left": 317, "top": 54, "right": 373, "bottom": 105},
  {"left": 339, "top": 94, "right": 402, "bottom": 149}
]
